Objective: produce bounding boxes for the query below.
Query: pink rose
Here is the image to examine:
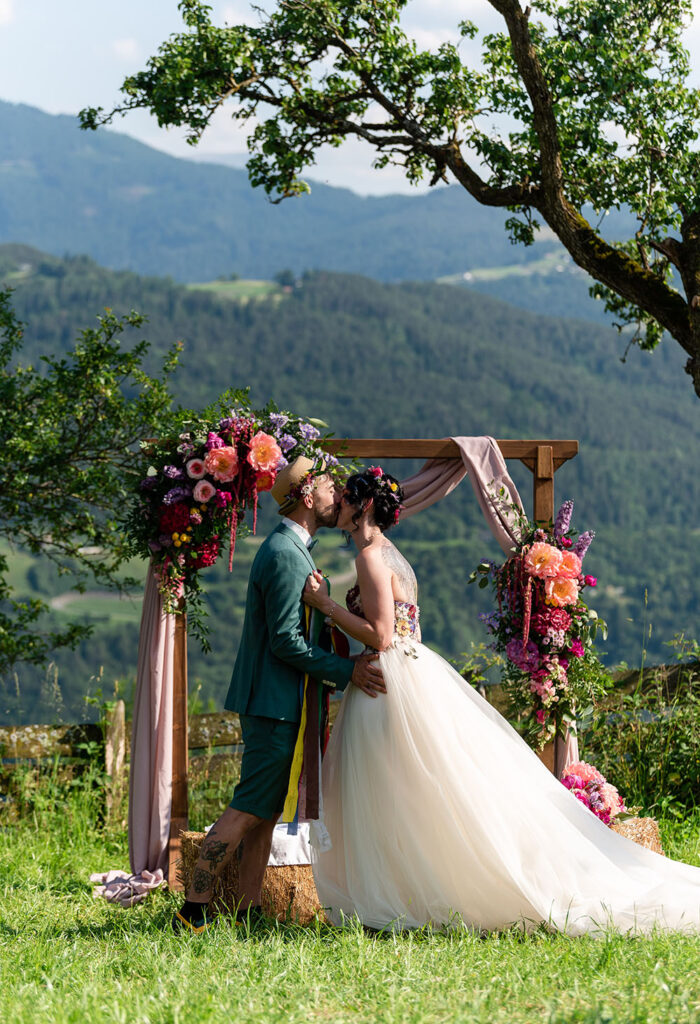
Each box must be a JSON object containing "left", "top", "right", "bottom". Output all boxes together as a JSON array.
[
  {"left": 523, "top": 542, "right": 563, "bottom": 578},
  {"left": 204, "top": 445, "right": 239, "bottom": 482},
  {"left": 186, "top": 458, "right": 206, "bottom": 479},
  {"left": 193, "top": 480, "right": 216, "bottom": 503},
  {"left": 584, "top": 575, "right": 597, "bottom": 587},
  {"left": 247, "top": 431, "right": 283, "bottom": 473},
  {"left": 566, "top": 761, "right": 604, "bottom": 785},
  {"left": 561, "top": 537, "right": 573, "bottom": 548},
  {"left": 544, "top": 576, "right": 579, "bottom": 607},
  {"left": 558, "top": 551, "right": 582, "bottom": 579}
]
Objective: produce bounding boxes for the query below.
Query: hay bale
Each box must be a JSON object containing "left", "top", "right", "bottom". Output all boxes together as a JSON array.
[
  {"left": 611, "top": 816, "right": 664, "bottom": 856},
  {"left": 177, "top": 830, "right": 324, "bottom": 924}
]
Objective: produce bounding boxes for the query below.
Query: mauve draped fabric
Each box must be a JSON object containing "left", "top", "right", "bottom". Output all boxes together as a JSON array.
[
  {"left": 398, "top": 435, "right": 578, "bottom": 774},
  {"left": 128, "top": 565, "right": 175, "bottom": 877}
]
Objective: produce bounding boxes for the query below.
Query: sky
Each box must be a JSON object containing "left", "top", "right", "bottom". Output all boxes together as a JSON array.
[{"left": 1, "top": 0, "right": 699, "bottom": 195}]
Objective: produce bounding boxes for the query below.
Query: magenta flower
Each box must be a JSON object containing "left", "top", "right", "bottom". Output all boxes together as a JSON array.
[
  {"left": 584, "top": 574, "right": 597, "bottom": 587},
  {"left": 569, "top": 638, "right": 585, "bottom": 658}
]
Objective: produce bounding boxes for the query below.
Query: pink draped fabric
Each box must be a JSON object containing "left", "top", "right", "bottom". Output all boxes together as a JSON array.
[
  {"left": 400, "top": 435, "right": 524, "bottom": 555},
  {"left": 398, "top": 435, "right": 578, "bottom": 774},
  {"left": 128, "top": 565, "right": 175, "bottom": 876}
]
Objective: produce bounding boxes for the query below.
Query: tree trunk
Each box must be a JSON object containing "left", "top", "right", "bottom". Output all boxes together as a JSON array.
[{"left": 679, "top": 212, "right": 700, "bottom": 399}]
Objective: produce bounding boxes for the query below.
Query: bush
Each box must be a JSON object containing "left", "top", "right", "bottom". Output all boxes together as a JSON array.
[{"left": 579, "top": 639, "right": 700, "bottom": 816}]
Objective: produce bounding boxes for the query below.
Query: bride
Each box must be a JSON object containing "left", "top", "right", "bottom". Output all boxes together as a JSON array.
[{"left": 302, "top": 466, "right": 700, "bottom": 936}]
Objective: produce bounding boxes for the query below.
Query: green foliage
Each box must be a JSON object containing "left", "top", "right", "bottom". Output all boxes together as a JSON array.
[
  {"left": 80, "top": 0, "right": 700, "bottom": 392},
  {"left": 0, "top": 287, "right": 181, "bottom": 673},
  {"left": 580, "top": 640, "right": 700, "bottom": 815}
]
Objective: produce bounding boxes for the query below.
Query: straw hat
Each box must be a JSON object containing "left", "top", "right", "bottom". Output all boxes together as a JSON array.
[{"left": 271, "top": 455, "right": 326, "bottom": 515}]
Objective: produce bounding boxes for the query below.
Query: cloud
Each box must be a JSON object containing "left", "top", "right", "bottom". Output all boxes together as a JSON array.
[
  {"left": 112, "top": 38, "right": 139, "bottom": 62},
  {"left": 0, "top": 0, "right": 14, "bottom": 27}
]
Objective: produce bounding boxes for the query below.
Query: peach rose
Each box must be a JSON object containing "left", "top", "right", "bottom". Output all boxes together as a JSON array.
[
  {"left": 557, "top": 551, "right": 582, "bottom": 579},
  {"left": 247, "top": 431, "right": 282, "bottom": 473},
  {"left": 523, "top": 542, "right": 563, "bottom": 578},
  {"left": 203, "top": 445, "right": 239, "bottom": 482},
  {"left": 255, "top": 469, "right": 277, "bottom": 492},
  {"left": 545, "top": 576, "right": 580, "bottom": 607}
]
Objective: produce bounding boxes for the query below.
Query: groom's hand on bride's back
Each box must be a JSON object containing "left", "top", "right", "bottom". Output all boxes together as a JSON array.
[{"left": 350, "top": 654, "right": 386, "bottom": 697}]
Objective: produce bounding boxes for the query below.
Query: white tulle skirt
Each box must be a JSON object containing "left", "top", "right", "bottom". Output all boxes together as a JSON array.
[{"left": 312, "top": 639, "right": 700, "bottom": 935}]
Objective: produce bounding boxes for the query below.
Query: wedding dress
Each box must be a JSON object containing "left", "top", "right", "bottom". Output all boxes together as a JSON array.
[{"left": 312, "top": 572, "right": 700, "bottom": 936}]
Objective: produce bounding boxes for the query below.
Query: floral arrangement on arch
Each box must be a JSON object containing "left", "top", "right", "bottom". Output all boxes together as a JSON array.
[
  {"left": 471, "top": 500, "right": 609, "bottom": 750},
  {"left": 125, "top": 390, "right": 343, "bottom": 646}
]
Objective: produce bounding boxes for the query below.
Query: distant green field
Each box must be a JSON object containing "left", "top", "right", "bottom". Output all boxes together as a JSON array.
[
  {"left": 438, "top": 249, "right": 572, "bottom": 284},
  {"left": 187, "top": 278, "right": 284, "bottom": 302}
]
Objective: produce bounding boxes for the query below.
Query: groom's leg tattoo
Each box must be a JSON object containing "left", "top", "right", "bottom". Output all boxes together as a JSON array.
[
  {"left": 192, "top": 867, "right": 214, "bottom": 894},
  {"left": 201, "top": 839, "right": 229, "bottom": 870}
]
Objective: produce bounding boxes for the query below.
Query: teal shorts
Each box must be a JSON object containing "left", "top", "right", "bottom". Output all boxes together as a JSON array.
[{"left": 230, "top": 714, "right": 299, "bottom": 821}]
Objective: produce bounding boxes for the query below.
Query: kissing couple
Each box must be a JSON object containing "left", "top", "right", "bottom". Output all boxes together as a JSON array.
[{"left": 174, "top": 457, "right": 700, "bottom": 936}]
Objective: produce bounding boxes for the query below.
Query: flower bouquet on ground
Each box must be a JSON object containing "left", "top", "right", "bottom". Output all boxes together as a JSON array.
[
  {"left": 124, "top": 388, "right": 343, "bottom": 646},
  {"left": 561, "top": 761, "right": 626, "bottom": 826},
  {"left": 471, "top": 500, "right": 611, "bottom": 750}
]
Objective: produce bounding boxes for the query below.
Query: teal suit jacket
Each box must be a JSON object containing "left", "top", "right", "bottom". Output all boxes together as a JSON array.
[{"left": 224, "top": 523, "right": 354, "bottom": 722}]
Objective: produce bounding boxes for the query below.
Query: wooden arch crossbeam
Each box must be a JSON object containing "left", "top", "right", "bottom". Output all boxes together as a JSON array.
[{"left": 168, "top": 437, "right": 579, "bottom": 884}]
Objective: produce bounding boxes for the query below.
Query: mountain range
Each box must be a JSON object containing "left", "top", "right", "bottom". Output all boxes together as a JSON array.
[{"left": 0, "top": 97, "right": 628, "bottom": 326}]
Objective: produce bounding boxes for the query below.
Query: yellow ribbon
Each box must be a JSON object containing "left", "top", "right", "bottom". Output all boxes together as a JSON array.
[{"left": 281, "top": 605, "right": 312, "bottom": 822}]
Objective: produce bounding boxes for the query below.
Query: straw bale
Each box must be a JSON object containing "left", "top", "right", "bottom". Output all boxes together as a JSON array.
[
  {"left": 177, "top": 830, "right": 324, "bottom": 924},
  {"left": 610, "top": 816, "right": 664, "bottom": 856}
]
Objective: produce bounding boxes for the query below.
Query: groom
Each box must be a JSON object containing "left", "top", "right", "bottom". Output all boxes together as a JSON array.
[{"left": 173, "top": 455, "right": 385, "bottom": 932}]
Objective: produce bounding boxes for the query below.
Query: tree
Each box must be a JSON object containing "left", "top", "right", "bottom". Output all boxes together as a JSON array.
[
  {"left": 80, "top": 0, "right": 700, "bottom": 397},
  {"left": 0, "top": 290, "right": 180, "bottom": 673}
]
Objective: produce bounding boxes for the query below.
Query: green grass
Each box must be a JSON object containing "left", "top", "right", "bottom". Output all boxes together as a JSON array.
[
  {"left": 437, "top": 250, "right": 571, "bottom": 284},
  {"left": 1, "top": 780, "right": 699, "bottom": 1024}
]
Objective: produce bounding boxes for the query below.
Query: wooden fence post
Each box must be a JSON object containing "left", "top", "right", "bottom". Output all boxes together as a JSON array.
[{"left": 104, "top": 700, "right": 126, "bottom": 824}]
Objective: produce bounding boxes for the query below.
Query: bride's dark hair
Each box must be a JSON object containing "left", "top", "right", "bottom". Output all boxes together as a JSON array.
[{"left": 344, "top": 467, "right": 404, "bottom": 533}]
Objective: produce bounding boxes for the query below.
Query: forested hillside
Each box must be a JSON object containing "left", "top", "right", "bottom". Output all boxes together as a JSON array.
[
  {"left": 0, "top": 99, "right": 628, "bottom": 311},
  {"left": 1, "top": 245, "right": 698, "bottom": 723}
]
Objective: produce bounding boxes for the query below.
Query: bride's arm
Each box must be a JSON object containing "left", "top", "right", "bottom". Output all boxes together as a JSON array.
[{"left": 303, "top": 549, "right": 395, "bottom": 651}]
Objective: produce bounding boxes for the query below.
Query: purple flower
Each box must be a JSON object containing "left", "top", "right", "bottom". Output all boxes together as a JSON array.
[
  {"left": 277, "top": 454, "right": 289, "bottom": 469},
  {"left": 478, "top": 611, "right": 501, "bottom": 632},
  {"left": 218, "top": 417, "right": 235, "bottom": 432},
  {"left": 505, "top": 638, "right": 540, "bottom": 672},
  {"left": 148, "top": 539, "right": 162, "bottom": 553},
  {"left": 163, "top": 486, "right": 192, "bottom": 505},
  {"left": 269, "top": 413, "right": 290, "bottom": 433},
  {"left": 299, "top": 422, "right": 320, "bottom": 441},
  {"left": 139, "top": 477, "right": 158, "bottom": 490},
  {"left": 554, "top": 500, "right": 573, "bottom": 541},
  {"left": 205, "top": 432, "right": 225, "bottom": 450},
  {"left": 325, "top": 453, "right": 339, "bottom": 467},
  {"left": 158, "top": 533, "right": 173, "bottom": 547},
  {"left": 279, "top": 433, "right": 297, "bottom": 453},
  {"left": 177, "top": 442, "right": 195, "bottom": 456},
  {"left": 573, "top": 530, "right": 595, "bottom": 560},
  {"left": 163, "top": 465, "right": 184, "bottom": 479}
]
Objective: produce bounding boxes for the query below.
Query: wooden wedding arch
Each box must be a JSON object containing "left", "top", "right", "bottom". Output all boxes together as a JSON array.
[{"left": 167, "top": 437, "right": 579, "bottom": 884}]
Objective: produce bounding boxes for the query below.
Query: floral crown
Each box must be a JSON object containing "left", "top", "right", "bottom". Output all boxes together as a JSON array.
[{"left": 366, "top": 466, "right": 403, "bottom": 524}]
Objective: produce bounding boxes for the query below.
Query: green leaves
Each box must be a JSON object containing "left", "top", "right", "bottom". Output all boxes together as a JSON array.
[{"left": 0, "top": 291, "right": 181, "bottom": 673}]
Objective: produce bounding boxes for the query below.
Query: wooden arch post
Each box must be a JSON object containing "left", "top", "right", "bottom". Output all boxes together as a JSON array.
[{"left": 168, "top": 437, "right": 579, "bottom": 884}]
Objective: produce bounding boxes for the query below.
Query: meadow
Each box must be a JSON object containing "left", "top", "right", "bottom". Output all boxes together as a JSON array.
[{"left": 1, "top": 761, "right": 699, "bottom": 1024}]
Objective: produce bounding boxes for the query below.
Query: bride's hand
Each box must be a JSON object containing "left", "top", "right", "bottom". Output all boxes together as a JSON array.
[{"left": 303, "top": 572, "right": 332, "bottom": 613}]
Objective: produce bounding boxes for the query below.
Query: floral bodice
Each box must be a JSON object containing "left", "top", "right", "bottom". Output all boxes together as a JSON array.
[{"left": 346, "top": 584, "right": 421, "bottom": 640}]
